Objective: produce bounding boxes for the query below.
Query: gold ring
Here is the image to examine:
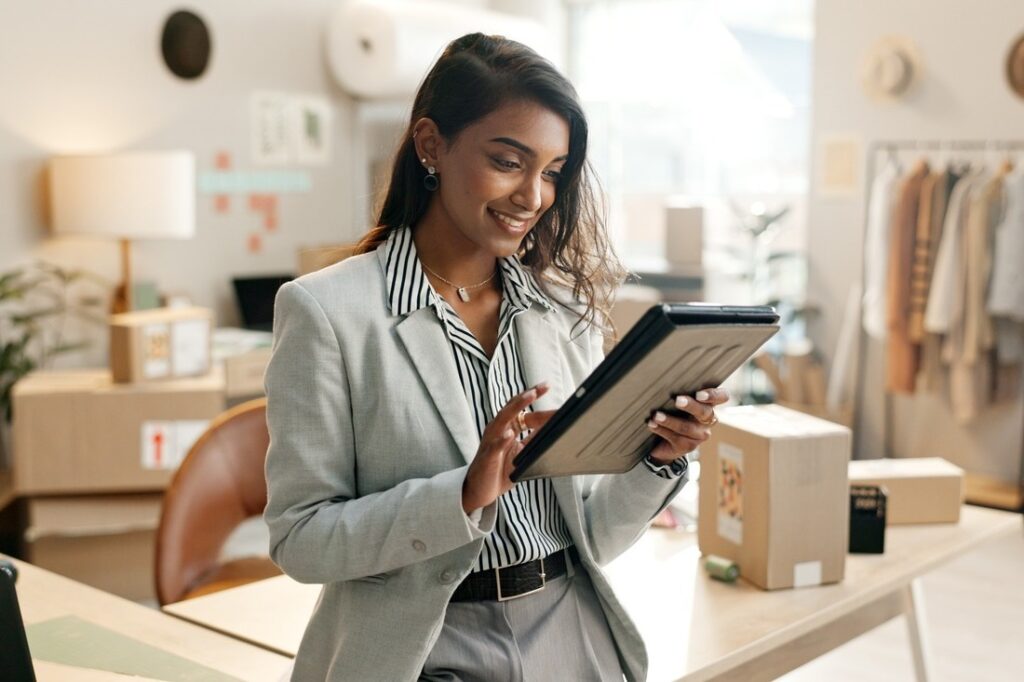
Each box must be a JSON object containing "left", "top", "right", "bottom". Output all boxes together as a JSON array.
[
  {"left": 516, "top": 410, "right": 529, "bottom": 433},
  {"left": 705, "top": 415, "right": 719, "bottom": 427}
]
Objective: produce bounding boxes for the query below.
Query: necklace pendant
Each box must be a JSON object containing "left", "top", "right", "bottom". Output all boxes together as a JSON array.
[{"left": 457, "top": 287, "right": 470, "bottom": 302}]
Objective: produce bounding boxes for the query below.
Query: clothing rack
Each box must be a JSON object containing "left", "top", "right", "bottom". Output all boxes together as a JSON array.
[{"left": 854, "top": 138, "right": 1024, "bottom": 461}]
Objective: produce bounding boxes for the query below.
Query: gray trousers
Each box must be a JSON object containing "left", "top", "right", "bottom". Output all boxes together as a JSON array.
[{"left": 420, "top": 556, "right": 626, "bottom": 682}]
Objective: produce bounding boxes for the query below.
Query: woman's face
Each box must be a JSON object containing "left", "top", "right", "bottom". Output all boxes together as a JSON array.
[{"left": 427, "top": 99, "right": 570, "bottom": 258}]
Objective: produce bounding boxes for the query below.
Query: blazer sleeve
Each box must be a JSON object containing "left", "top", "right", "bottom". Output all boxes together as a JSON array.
[
  {"left": 575, "top": 323, "right": 689, "bottom": 565},
  {"left": 263, "top": 281, "right": 495, "bottom": 584}
]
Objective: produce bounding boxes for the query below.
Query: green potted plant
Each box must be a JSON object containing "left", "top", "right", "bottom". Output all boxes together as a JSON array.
[{"left": 0, "top": 261, "right": 109, "bottom": 467}]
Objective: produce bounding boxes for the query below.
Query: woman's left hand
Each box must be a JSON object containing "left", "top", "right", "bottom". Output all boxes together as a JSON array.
[{"left": 646, "top": 388, "right": 730, "bottom": 464}]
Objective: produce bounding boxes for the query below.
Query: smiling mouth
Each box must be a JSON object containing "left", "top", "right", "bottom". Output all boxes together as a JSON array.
[{"left": 489, "top": 208, "right": 531, "bottom": 230}]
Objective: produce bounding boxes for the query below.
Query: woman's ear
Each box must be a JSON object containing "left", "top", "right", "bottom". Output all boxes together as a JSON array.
[{"left": 411, "top": 117, "right": 445, "bottom": 171}]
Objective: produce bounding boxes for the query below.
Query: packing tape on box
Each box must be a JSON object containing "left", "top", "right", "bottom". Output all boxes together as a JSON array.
[{"left": 704, "top": 554, "right": 739, "bottom": 582}]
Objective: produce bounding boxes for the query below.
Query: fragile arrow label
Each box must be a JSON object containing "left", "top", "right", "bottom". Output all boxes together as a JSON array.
[{"left": 141, "top": 420, "right": 211, "bottom": 471}]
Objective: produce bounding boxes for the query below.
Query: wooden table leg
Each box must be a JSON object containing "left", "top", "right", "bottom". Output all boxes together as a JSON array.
[{"left": 903, "top": 578, "right": 934, "bottom": 682}]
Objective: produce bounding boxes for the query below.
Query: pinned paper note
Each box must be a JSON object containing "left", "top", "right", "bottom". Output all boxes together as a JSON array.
[
  {"left": 717, "top": 443, "right": 744, "bottom": 545},
  {"left": 142, "top": 323, "right": 171, "bottom": 379},
  {"left": 141, "top": 420, "right": 210, "bottom": 470}
]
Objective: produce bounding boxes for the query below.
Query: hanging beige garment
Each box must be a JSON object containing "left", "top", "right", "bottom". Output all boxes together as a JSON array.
[
  {"left": 915, "top": 168, "right": 962, "bottom": 392},
  {"left": 946, "top": 175, "right": 1004, "bottom": 422}
]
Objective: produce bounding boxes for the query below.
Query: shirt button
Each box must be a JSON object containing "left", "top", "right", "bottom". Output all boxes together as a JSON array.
[
  {"left": 412, "top": 539, "right": 426, "bottom": 553},
  {"left": 439, "top": 569, "right": 457, "bottom": 584}
]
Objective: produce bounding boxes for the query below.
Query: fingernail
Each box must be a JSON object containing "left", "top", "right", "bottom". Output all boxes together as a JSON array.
[
  {"left": 647, "top": 420, "right": 657, "bottom": 429},
  {"left": 523, "top": 389, "right": 537, "bottom": 400},
  {"left": 654, "top": 411, "right": 667, "bottom": 423},
  {"left": 676, "top": 396, "right": 688, "bottom": 408},
  {"left": 697, "top": 391, "right": 709, "bottom": 401},
  {"left": 504, "top": 429, "right": 515, "bottom": 438},
  {"left": 536, "top": 381, "right": 549, "bottom": 390}
]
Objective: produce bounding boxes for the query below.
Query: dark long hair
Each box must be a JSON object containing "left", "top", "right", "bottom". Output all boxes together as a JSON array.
[{"left": 356, "top": 32, "right": 624, "bottom": 333}]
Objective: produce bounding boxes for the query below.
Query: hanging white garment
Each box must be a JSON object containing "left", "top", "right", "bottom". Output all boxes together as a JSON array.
[
  {"left": 988, "top": 169, "right": 1024, "bottom": 322},
  {"left": 862, "top": 160, "right": 901, "bottom": 339},
  {"left": 924, "top": 169, "right": 987, "bottom": 333}
]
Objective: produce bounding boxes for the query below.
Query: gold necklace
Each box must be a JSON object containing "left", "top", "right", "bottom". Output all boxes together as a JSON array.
[{"left": 420, "top": 260, "right": 497, "bottom": 302}]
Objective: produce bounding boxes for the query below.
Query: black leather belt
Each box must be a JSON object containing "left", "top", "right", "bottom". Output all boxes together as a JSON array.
[{"left": 450, "top": 546, "right": 580, "bottom": 602}]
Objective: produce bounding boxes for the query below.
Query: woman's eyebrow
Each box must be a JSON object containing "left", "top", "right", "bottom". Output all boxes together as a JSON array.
[{"left": 489, "top": 137, "right": 568, "bottom": 162}]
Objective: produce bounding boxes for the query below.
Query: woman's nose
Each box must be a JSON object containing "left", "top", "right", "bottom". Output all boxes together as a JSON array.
[{"left": 511, "top": 173, "right": 543, "bottom": 213}]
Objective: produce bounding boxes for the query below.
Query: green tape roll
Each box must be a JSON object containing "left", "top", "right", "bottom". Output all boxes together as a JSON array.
[{"left": 704, "top": 554, "right": 739, "bottom": 582}]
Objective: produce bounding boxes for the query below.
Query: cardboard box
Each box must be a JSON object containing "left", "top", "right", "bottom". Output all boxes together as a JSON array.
[
  {"left": 24, "top": 494, "right": 162, "bottom": 602},
  {"left": 11, "top": 368, "right": 224, "bottom": 494},
  {"left": 665, "top": 204, "right": 703, "bottom": 267},
  {"left": 110, "top": 307, "right": 214, "bottom": 384},
  {"left": 848, "top": 457, "right": 964, "bottom": 524},
  {"left": 223, "top": 348, "right": 272, "bottom": 399},
  {"left": 698, "top": 404, "right": 851, "bottom": 590}
]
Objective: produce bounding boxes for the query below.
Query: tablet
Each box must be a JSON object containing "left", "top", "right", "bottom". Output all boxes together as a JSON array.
[{"left": 510, "top": 303, "right": 779, "bottom": 482}]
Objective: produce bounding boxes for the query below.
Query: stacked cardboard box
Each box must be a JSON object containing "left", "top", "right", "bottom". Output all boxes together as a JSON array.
[
  {"left": 848, "top": 457, "right": 964, "bottom": 524},
  {"left": 109, "top": 307, "right": 214, "bottom": 384},
  {"left": 12, "top": 368, "right": 224, "bottom": 494},
  {"left": 9, "top": 368, "right": 225, "bottom": 600},
  {"left": 698, "top": 404, "right": 852, "bottom": 590},
  {"left": 23, "top": 494, "right": 163, "bottom": 601}
]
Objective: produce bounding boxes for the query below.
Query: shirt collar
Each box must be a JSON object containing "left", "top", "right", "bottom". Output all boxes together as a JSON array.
[{"left": 382, "top": 226, "right": 553, "bottom": 316}]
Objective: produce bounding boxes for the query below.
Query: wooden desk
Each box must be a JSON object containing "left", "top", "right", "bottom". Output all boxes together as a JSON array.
[
  {"left": 162, "top": 505, "right": 1019, "bottom": 681},
  {"left": 4, "top": 555, "right": 291, "bottom": 681}
]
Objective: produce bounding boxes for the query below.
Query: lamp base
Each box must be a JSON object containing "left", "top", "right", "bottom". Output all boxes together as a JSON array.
[
  {"left": 110, "top": 238, "right": 134, "bottom": 315},
  {"left": 110, "top": 282, "right": 131, "bottom": 315}
]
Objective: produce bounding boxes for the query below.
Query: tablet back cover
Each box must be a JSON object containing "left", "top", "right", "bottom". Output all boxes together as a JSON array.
[{"left": 513, "top": 323, "right": 778, "bottom": 480}]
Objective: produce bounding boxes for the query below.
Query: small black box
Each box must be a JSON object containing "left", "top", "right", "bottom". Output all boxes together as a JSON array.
[{"left": 849, "top": 484, "right": 887, "bottom": 554}]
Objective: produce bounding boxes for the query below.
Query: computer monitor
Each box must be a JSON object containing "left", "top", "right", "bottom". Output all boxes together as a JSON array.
[{"left": 231, "top": 274, "right": 294, "bottom": 332}]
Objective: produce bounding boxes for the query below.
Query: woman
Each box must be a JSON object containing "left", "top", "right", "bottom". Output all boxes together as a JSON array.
[{"left": 264, "top": 33, "right": 727, "bottom": 681}]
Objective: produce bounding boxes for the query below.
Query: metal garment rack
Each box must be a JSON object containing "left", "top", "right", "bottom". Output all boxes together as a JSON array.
[{"left": 853, "top": 139, "right": 1024, "bottom": 458}]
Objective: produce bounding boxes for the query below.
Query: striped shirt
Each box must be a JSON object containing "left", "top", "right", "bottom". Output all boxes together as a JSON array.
[{"left": 382, "top": 226, "right": 684, "bottom": 572}]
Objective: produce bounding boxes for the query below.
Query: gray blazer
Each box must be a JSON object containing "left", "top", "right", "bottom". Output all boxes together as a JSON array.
[{"left": 263, "top": 247, "right": 688, "bottom": 681}]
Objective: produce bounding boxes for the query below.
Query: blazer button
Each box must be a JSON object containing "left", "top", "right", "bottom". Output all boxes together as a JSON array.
[
  {"left": 439, "top": 569, "right": 457, "bottom": 584},
  {"left": 412, "top": 539, "right": 426, "bottom": 553}
]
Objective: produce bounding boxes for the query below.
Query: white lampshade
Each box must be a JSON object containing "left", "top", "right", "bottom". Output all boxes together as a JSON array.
[{"left": 49, "top": 151, "right": 196, "bottom": 240}]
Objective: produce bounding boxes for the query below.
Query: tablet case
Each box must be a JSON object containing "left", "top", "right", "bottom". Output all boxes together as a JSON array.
[
  {"left": 0, "top": 560, "right": 36, "bottom": 681},
  {"left": 511, "top": 304, "right": 779, "bottom": 481}
]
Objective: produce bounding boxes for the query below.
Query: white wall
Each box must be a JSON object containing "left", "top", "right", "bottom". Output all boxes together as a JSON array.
[
  {"left": 808, "top": 0, "right": 1024, "bottom": 476},
  {"left": 0, "top": 0, "right": 565, "bottom": 367},
  {"left": 0, "top": 0, "right": 355, "bottom": 355}
]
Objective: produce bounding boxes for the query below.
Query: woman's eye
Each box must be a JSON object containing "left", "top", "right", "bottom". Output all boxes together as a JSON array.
[
  {"left": 493, "top": 158, "right": 520, "bottom": 170},
  {"left": 544, "top": 170, "right": 563, "bottom": 182}
]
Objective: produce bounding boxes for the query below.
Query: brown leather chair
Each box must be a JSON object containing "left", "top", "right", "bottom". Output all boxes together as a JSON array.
[{"left": 155, "top": 397, "right": 282, "bottom": 606}]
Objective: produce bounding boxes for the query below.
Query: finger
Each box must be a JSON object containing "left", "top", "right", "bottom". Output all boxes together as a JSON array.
[
  {"left": 481, "top": 427, "right": 517, "bottom": 457},
  {"left": 503, "top": 439, "right": 523, "bottom": 473},
  {"left": 672, "top": 395, "right": 715, "bottom": 423},
  {"left": 694, "top": 387, "right": 730, "bottom": 405},
  {"left": 651, "top": 411, "right": 711, "bottom": 440},
  {"left": 493, "top": 382, "right": 550, "bottom": 430},
  {"left": 647, "top": 421, "right": 704, "bottom": 453},
  {"left": 522, "top": 409, "right": 556, "bottom": 430}
]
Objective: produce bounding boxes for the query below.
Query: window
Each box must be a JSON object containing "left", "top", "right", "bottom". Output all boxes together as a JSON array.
[{"left": 567, "top": 0, "right": 813, "bottom": 268}]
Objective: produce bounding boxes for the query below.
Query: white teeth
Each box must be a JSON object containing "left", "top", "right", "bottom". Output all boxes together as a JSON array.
[{"left": 490, "top": 209, "right": 525, "bottom": 228}]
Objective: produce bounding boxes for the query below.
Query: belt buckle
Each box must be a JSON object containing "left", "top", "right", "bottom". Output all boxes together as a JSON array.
[{"left": 495, "top": 558, "right": 546, "bottom": 602}]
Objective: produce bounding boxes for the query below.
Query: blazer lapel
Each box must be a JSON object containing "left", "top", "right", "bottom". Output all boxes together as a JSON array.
[
  {"left": 395, "top": 308, "right": 480, "bottom": 464},
  {"left": 513, "top": 307, "right": 566, "bottom": 410},
  {"left": 515, "top": 307, "right": 587, "bottom": 540}
]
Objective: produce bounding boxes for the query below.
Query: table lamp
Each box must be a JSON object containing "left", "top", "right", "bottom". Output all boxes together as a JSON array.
[{"left": 49, "top": 151, "right": 196, "bottom": 313}]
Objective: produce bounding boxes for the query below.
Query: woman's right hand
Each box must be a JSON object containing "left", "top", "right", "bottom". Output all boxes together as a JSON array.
[{"left": 461, "top": 382, "right": 554, "bottom": 514}]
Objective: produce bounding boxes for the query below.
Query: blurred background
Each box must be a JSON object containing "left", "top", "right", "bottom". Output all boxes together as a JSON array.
[{"left": 0, "top": 1, "right": 1022, "bottom": 679}]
